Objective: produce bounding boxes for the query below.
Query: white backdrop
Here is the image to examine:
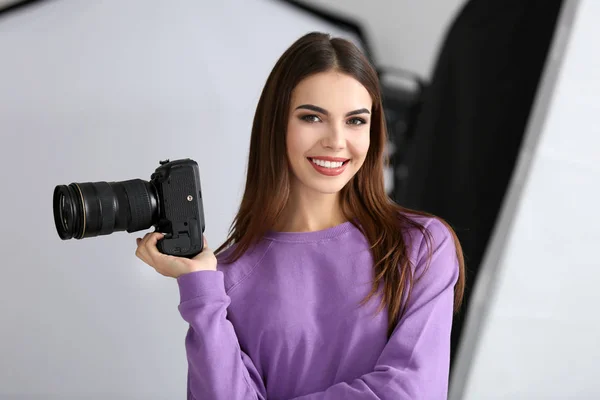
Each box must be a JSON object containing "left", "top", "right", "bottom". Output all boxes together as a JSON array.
[{"left": 0, "top": 1, "right": 361, "bottom": 398}]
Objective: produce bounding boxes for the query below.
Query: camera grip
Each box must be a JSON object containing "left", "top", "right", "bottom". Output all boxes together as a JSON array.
[{"left": 156, "top": 218, "right": 204, "bottom": 258}]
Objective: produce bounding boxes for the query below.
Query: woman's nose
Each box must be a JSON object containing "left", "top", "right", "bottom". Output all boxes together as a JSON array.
[{"left": 322, "top": 124, "right": 346, "bottom": 150}]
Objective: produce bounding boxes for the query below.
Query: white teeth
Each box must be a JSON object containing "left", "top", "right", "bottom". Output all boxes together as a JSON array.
[{"left": 311, "top": 158, "right": 345, "bottom": 168}]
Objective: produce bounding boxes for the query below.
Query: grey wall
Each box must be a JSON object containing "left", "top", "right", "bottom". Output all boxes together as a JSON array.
[
  {"left": 0, "top": 1, "right": 361, "bottom": 398},
  {"left": 451, "top": 1, "right": 600, "bottom": 398}
]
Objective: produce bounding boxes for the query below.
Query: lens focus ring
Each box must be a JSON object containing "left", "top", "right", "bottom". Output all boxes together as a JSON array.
[
  {"left": 123, "top": 180, "right": 154, "bottom": 232},
  {"left": 96, "top": 182, "right": 116, "bottom": 236}
]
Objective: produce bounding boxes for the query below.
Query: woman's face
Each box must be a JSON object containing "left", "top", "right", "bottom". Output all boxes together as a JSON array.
[{"left": 286, "top": 70, "right": 372, "bottom": 197}]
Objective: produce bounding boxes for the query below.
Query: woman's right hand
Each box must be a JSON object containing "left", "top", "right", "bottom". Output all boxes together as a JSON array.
[{"left": 135, "top": 232, "right": 218, "bottom": 278}]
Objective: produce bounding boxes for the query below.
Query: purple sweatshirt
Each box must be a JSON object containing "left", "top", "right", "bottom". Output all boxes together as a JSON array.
[{"left": 176, "top": 215, "right": 459, "bottom": 400}]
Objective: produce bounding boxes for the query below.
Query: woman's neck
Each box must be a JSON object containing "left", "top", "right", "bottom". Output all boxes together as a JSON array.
[{"left": 274, "top": 188, "right": 348, "bottom": 232}]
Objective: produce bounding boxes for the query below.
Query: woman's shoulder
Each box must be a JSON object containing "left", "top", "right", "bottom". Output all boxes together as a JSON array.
[
  {"left": 398, "top": 211, "right": 458, "bottom": 269},
  {"left": 398, "top": 210, "right": 462, "bottom": 308},
  {"left": 399, "top": 211, "right": 453, "bottom": 242},
  {"left": 215, "top": 239, "right": 274, "bottom": 292}
]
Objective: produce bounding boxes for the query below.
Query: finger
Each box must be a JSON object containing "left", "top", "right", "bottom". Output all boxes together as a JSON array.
[
  {"left": 143, "top": 232, "right": 166, "bottom": 260},
  {"left": 138, "top": 231, "right": 159, "bottom": 254},
  {"left": 144, "top": 232, "right": 165, "bottom": 248},
  {"left": 136, "top": 232, "right": 155, "bottom": 263},
  {"left": 135, "top": 240, "right": 150, "bottom": 264},
  {"left": 139, "top": 231, "right": 154, "bottom": 247}
]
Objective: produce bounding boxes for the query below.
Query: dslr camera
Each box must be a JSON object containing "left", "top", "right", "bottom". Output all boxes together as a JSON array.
[{"left": 53, "top": 158, "right": 205, "bottom": 258}]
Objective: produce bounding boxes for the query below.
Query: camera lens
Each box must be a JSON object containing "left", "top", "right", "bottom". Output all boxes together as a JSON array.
[{"left": 53, "top": 179, "right": 159, "bottom": 240}]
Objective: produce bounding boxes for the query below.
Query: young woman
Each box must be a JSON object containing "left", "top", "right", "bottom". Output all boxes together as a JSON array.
[{"left": 135, "top": 32, "right": 465, "bottom": 400}]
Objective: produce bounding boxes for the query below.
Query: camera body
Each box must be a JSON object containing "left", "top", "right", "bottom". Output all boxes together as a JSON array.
[
  {"left": 151, "top": 159, "right": 205, "bottom": 258},
  {"left": 52, "top": 158, "right": 206, "bottom": 259}
]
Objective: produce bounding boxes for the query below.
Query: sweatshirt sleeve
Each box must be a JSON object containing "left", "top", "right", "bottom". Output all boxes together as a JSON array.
[
  {"left": 289, "top": 219, "right": 460, "bottom": 400},
  {"left": 177, "top": 270, "right": 267, "bottom": 400}
]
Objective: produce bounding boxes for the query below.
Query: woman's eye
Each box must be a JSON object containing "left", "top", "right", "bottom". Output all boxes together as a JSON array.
[
  {"left": 300, "top": 114, "right": 321, "bottom": 123},
  {"left": 347, "top": 117, "right": 366, "bottom": 126}
]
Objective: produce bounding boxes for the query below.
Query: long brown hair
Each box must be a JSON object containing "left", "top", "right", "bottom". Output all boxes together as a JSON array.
[{"left": 215, "top": 32, "right": 465, "bottom": 337}]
